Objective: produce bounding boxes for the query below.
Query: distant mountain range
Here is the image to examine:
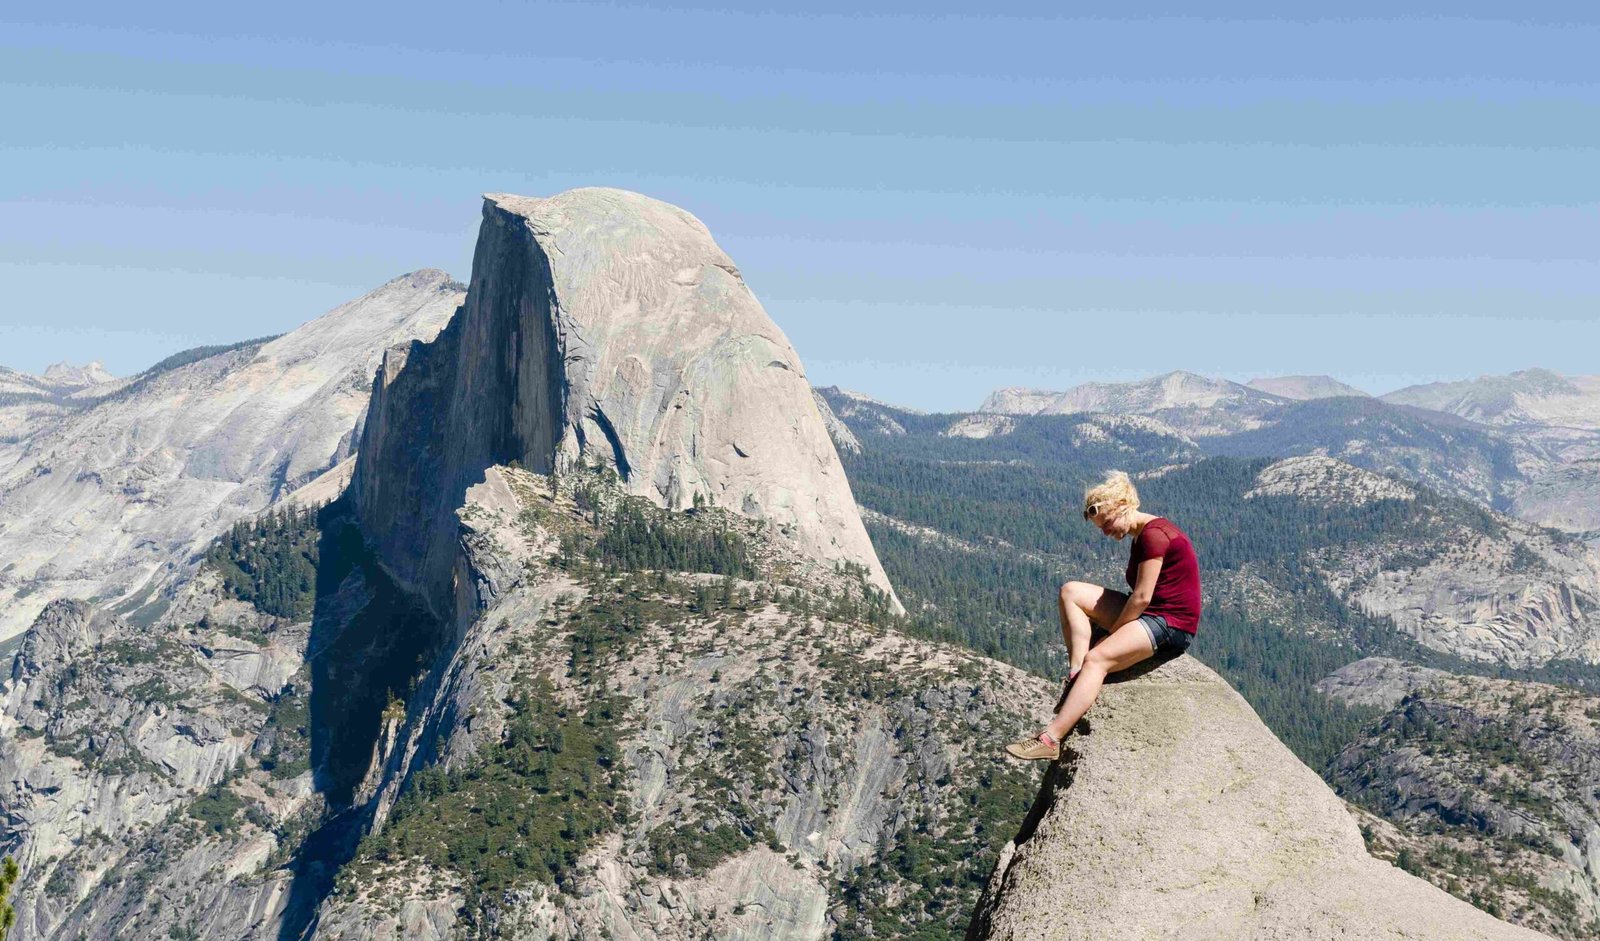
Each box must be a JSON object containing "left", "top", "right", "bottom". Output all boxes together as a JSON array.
[{"left": 966, "top": 369, "right": 1600, "bottom": 538}]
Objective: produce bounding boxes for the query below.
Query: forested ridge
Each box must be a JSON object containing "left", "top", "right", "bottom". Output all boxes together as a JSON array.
[{"left": 820, "top": 395, "right": 1595, "bottom": 770}]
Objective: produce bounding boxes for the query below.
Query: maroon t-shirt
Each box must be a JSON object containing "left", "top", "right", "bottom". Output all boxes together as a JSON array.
[{"left": 1124, "top": 517, "right": 1202, "bottom": 634}]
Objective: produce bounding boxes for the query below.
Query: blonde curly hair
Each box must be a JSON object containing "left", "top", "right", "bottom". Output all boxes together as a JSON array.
[{"left": 1083, "top": 470, "right": 1139, "bottom": 523}]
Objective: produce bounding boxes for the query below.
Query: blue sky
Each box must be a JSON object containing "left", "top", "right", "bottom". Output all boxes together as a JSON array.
[{"left": 3, "top": 2, "right": 1596, "bottom": 411}]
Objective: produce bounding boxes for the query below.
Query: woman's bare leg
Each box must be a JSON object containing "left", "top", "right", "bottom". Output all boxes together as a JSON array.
[
  {"left": 1044, "top": 619, "right": 1155, "bottom": 742},
  {"left": 1058, "top": 582, "right": 1129, "bottom": 675}
]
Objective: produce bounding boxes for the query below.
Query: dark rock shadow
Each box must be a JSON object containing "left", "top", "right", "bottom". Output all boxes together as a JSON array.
[{"left": 274, "top": 496, "right": 444, "bottom": 941}]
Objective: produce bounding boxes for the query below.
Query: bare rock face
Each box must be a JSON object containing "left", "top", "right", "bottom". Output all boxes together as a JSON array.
[
  {"left": 811, "top": 390, "right": 862, "bottom": 453},
  {"left": 1241, "top": 457, "right": 1600, "bottom": 668},
  {"left": 812, "top": 386, "right": 916, "bottom": 438},
  {"left": 40, "top": 361, "right": 114, "bottom": 388},
  {"left": 1513, "top": 459, "right": 1600, "bottom": 536},
  {"left": 1245, "top": 455, "right": 1417, "bottom": 507},
  {"left": 0, "top": 271, "right": 464, "bottom": 641},
  {"left": 1314, "top": 656, "right": 1449, "bottom": 710},
  {"left": 977, "top": 388, "right": 1060, "bottom": 415},
  {"left": 965, "top": 656, "right": 1552, "bottom": 941},
  {"left": 354, "top": 189, "right": 898, "bottom": 617}
]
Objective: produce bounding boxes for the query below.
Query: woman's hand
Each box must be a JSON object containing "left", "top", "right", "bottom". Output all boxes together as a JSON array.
[{"left": 1112, "top": 556, "right": 1163, "bottom": 629}]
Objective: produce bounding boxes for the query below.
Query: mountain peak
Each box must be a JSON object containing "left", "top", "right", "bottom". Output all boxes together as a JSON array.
[
  {"left": 41, "top": 360, "right": 114, "bottom": 387},
  {"left": 1247, "top": 374, "right": 1370, "bottom": 400}
]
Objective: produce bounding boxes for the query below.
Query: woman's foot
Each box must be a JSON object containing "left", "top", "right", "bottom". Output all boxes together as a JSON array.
[{"left": 1004, "top": 730, "right": 1060, "bottom": 761}]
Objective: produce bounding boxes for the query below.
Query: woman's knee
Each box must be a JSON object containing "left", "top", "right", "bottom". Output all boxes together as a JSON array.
[{"left": 1060, "top": 580, "right": 1091, "bottom": 606}]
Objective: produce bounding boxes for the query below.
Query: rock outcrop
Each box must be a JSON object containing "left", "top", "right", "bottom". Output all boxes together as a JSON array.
[
  {"left": 1244, "top": 454, "right": 1417, "bottom": 507},
  {"left": 353, "top": 189, "right": 898, "bottom": 618},
  {"left": 40, "top": 361, "right": 114, "bottom": 388},
  {"left": 1321, "top": 659, "right": 1600, "bottom": 939},
  {"left": 1245, "top": 456, "right": 1600, "bottom": 668},
  {"left": 0, "top": 271, "right": 464, "bottom": 641},
  {"left": 966, "top": 656, "right": 1551, "bottom": 941}
]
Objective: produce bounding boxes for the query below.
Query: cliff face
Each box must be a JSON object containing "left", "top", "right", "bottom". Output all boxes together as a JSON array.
[
  {"left": 354, "top": 189, "right": 899, "bottom": 619},
  {"left": 966, "top": 656, "right": 1552, "bottom": 941}
]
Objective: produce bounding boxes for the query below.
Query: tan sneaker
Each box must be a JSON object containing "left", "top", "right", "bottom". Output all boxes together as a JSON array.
[{"left": 1005, "top": 732, "right": 1060, "bottom": 761}]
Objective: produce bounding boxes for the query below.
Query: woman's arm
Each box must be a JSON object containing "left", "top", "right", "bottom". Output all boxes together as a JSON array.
[{"left": 1113, "top": 556, "right": 1163, "bottom": 629}]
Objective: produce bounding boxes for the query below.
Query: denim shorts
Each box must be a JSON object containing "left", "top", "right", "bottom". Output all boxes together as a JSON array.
[{"left": 1138, "top": 614, "right": 1192, "bottom": 657}]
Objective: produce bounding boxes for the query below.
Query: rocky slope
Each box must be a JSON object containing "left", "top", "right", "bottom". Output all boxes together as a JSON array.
[
  {"left": 1512, "top": 459, "right": 1600, "bottom": 538},
  {"left": 1383, "top": 369, "right": 1600, "bottom": 431},
  {"left": 1246, "top": 374, "right": 1370, "bottom": 400},
  {"left": 353, "top": 190, "right": 898, "bottom": 619},
  {"left": 0, "top": 271, "right": 465, "bottom": 641},
  {"left": 1206, "top": 394, "right": 1540, "bottom": 513},
  {"left": 40, "top": 361, "right": 115, "bottom": 389},
  {"left": 1321, "top": 658, "right": 1600, "bottom": 940},
  {"left": 1246, "top": 456, "right": 1600, "bottom": 668},
  {"left": 974, "top": 370, "right": 1598, "bottom": 539},
  {"left": 309, "top": 464, "right": 1044, "bottom": 940},
  {"left": 0, "top": 364, "right": 115, "bottom": 445},
  {"left": 1, "top": 461, "right": 1047, "bottom": 941},
  {"left": 965, "top": 656, "right": 1551, "bottom": 941},
  {"left": 1378, "top": 370, "right": 1600, "bottom": 533},
  {"left": 1, "top": 568, "right": 316, "bottom": 941}
]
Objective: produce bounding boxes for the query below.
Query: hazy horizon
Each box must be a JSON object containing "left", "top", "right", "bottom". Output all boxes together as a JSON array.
[{"left": 4, "top": 318, "right": 1581, "bottom": 415}]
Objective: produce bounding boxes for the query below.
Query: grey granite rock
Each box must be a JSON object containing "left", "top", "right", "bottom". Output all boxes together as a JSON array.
[
  {"left": 0, "top": 271, "right": 464, "bottom": 641},
  {"left": 966, "top": 656, "right": 1552, "bottom": 941},
  {"left": 353, "top": 189, "right": 898, "bottom": 618},
  {"left": 1314, "top": 656, "right": 1449, "bottom": 710}
]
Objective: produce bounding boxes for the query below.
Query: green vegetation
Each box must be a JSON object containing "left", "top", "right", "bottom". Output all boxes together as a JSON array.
[
  {"left": 351, "top": 676, "right": 627, "bottom": 902},
  {"left": 204, "top": 504, "right": 320, "bottom": 619},
  {"left": 556, "top": 473, "right": 755, "bottom": 578},
  {"left": 261, "top": 673, "right": 311, "bottom": 779},
  {"left": 644, "top": 689, "right": 782, "bottom": 877},
  {"left": 187, "top": 781, "right": 246, "bottom": 836},
  {"left": 1, "top": 856, "right": 18, "bottom": 941},
  {"left": 830, "top": 410, "right": 1577, "bottom": 770},
  {"left": 834, "top": 763, "right": 1035, "bottom": 940}
]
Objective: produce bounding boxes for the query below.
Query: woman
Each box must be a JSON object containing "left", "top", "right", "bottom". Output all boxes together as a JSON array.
[{"left": 1006, "top": 470, "right": 1201, "bottom": 760}]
